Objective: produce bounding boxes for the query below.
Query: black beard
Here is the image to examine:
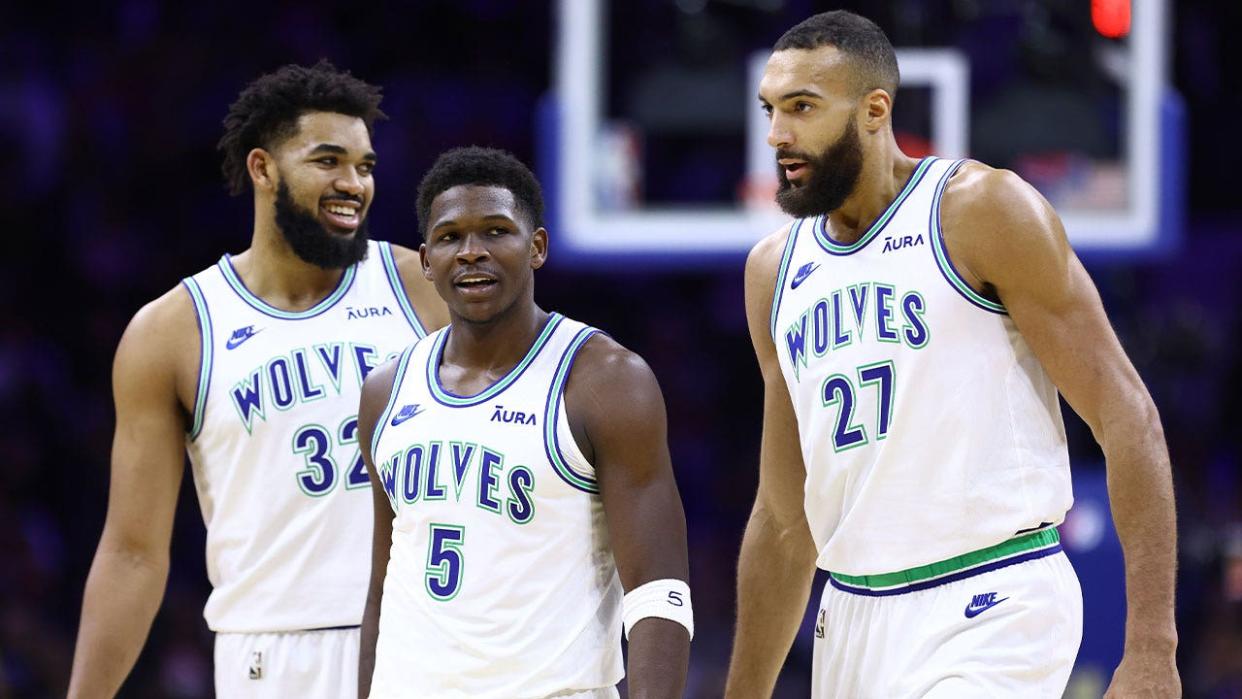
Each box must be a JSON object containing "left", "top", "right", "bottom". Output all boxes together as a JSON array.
[
  {"left": 274, "top": 182, "right": 370, "bottom": 269},
  {"left": 774, "top": 115, "right": 863, "bottom": 219}
]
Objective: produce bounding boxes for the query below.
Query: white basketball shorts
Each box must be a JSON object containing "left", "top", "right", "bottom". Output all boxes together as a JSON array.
[
  {"left": 215, "top": 626, "right": 359, "bottom": 698},
  {"left": 812, "top": 530, "right": 1083, "bottom": 698}
]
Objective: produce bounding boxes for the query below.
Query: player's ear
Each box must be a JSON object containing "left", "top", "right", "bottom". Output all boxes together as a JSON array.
[
  {"left": 862, "top": 88, "right": 892, "bottom": 132},
  {"left": 530, "top": 228, "right": 548, "bottom": 270},
  {"left": 247, "top": 148, "right": 277, "bottom": 192},
  {"left": 419, "top": 243, "right": 434, "bottom": 280}
]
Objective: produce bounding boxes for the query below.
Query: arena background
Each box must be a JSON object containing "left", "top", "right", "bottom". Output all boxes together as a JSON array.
[{"left": 3, "top": 0, "right": 1240, "bottom": 696}]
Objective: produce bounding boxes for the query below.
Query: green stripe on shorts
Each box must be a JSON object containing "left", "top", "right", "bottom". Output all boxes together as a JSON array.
[{"left": 829, "top": 528, "right": 1061, "bottom": 590}]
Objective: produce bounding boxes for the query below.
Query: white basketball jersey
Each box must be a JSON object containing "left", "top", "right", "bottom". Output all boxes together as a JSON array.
[
  {"left": 181, "top": 240, "right": 426, "bottom": 632},
  {"left": 769, "top": 157, "right": 1073, "bottom": 576},
  {"left": 368, "top": 313, "right": 623, "bottom": 699}
]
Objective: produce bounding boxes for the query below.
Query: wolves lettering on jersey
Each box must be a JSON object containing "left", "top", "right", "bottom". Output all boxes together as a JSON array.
[
  {"left": 229, "top": 342, "right": 397, "bottom": 434},
  {"left": 180, "top": 240, "right": 427, "bottom": 633},
  {"left": 378, "top": 441, "right": 537, "bottom": 525},
  {"left": 769, "top": 158, "right": 1072, "bottom": 577},
  {"left": 782, "top": 281, "right": 929, "bottom": 381}
]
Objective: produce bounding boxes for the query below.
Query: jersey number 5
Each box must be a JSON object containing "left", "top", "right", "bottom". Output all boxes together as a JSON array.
[{"left": 426, "top": 524, "right": 465, "bottom": 601}]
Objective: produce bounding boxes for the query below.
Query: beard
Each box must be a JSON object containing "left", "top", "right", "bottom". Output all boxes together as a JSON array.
[
  {"left": 273, "top": 182, "right": 370, "bottom": 269},
  {"left": 774, "top": 114, "right": 864, "bottom": 219}
]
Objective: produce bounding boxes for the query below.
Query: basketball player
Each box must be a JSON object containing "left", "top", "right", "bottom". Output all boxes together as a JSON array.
[
  {"left": 68, "top": 61, "right": 448, "bottom": 698},
  {"left": 354, "top": 147, "right": 692, "bottom": 698},
  {"left": 725, "top": 11, "right": 1178, "bottom": 697}
]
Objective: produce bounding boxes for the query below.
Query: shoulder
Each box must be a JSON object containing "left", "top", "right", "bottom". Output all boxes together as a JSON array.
[
  {"left": 939, "top": 161, "right": 1068, "bottom": 284},
  {"left": 121, "top": 283, "right": 199, "bottom": 361},
  {"left": 564, "top": 331, "right": 665, "bottom": 431},
  {"left": 113, "top": 283, "right": 200, "bottom": 406},
  {"left": 387, "top": 242, "right": 450, "bottom": 331},
  {"left": 745, "top": 221, "right": 795, "bottom": 286}
]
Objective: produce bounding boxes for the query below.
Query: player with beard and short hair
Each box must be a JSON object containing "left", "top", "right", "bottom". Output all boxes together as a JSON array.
[
  {"left": 726, "top": 10, "right": 1179, "bottom": 698},
  {"left": 68, "top": 61, "right": 448, "bottom": 698}
]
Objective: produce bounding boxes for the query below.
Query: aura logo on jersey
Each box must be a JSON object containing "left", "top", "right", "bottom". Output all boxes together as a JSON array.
[
  {"left": 229, "top": 342, "right": 396, "bottom": 433},
  {"left": 490, "top": 405, "right": 537, "bottom": 426},
  {"left": 377, "top": 441, "right": 536, "bottom": 526},
  {"left": 346, "top": 305, "right": 393, "bottom": 320},
  {"left": 783, "top": 282, "right": 929, "bottom": 381},
  {"left": 881, "top": 234, "right": 925, "bottom": 253}
]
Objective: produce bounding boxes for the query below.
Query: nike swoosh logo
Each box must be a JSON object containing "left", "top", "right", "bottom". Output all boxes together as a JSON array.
[
  {"left": 390, "top": 405, "right": 425, "bottom": 427},
  {"left": 225, "top": 327, "right": 262, "bottom": 350},
  {"left": 789, "top": 262, "right": 820, "bottom": 290},
  {"left": 963, "top": 596, "right": 1010, "bottom": 618}
]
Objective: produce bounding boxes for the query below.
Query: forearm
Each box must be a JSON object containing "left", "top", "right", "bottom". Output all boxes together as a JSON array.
[
  {"left": 68, "top": 549, "right": 168, "bottom": 699},
  {"left": 1101, "top": 398, "right": 1177, "bottom": 648},
  {"left": 624, "top": 618, "right": 689, "bottom": 698},
  {"left": 725, "top": 505, "right": 817, "bottom": 698}
]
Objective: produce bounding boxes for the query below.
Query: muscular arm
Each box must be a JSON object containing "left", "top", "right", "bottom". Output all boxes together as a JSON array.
[
  {"left": 68, "top": 288, "right": 197, "bottom": 699},
  {"left": 391, "top": 243, "right": 450, "bottom": 332},
  {"left": 356, "top": 359, "right": 400, "bottom": 699},
  {"left": 564, "top": 335, "right": 690, "bottom": 698},
  {"left": 724, "top": 229, "right": 820, "bottom": 699},
  {"left": 942, "top": 164, "right": 1179, "bottom": 695}
]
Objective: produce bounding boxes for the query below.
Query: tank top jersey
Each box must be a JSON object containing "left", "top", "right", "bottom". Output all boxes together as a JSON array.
[
  {"left": 768, "top": 157, "right": 1073, "bottom": 576},
  {"left": 368, "top": 313, "right": 623, "bottom": 699},
  {"left": 180, "top": 240, "right": 427, "bottom": 632}
]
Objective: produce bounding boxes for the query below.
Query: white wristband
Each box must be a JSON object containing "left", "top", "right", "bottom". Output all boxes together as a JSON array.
[{"left": 621, "top": 578, "right": 693, "bottom": 641}]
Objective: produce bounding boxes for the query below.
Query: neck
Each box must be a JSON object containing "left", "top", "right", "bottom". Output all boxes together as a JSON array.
[
  {"left": 826, "top": 136, "right": 918, "bottom": 244},
  {"left": 230, "top": 203, "right": 350, "bottom": 310},
  {"left": 444, "top": 298, "right": 549, "bottom": 373}
]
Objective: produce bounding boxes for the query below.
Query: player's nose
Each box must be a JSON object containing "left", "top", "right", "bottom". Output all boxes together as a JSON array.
[
  {"left": 334, "top": 168, "right": 365, "bottom": 196},
  {"left": 767, "top": 113, "right": 793, "bottom": 149},
  {"left": 455, "top": 232, "right": 490, "bottom": 263}
]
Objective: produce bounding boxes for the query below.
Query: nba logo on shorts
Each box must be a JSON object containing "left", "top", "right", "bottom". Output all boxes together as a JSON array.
[
  {"left": 248, "top": 651, "right": 263, "bottom": 680},
  {"left": 815, "top": 609, "right": 826, "bottom": 639}
]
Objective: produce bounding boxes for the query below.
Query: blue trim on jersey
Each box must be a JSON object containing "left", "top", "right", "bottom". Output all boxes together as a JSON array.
[
  {"left": 542, "top": 327, "right": 601, "bottom": 494},
  {"left": 427, "top": 313, "right": 565, "bottom": 408},
  {"left": 377, "top": 242, "right": 428, "bottom": 338},
  {"left": 216, "top": 255, "right": 358, "bottom": 320},
  {"left": 181, "top": 278, "right": 213, "bottom": 441},
  {"left": 768, "top": 217, "right": 806, "bottom": 340},
  {"left": 829, "top": 544, "right": 1063, "bottom": 597},
  {"left": 370, "top": 344, "right": 418, "bottom": 459},
  {"left": 929, "top": 160, "right": 1008, "bottom": 315},
  {"left": 812, "top": 157, "right": 934, "bottom": 257}
]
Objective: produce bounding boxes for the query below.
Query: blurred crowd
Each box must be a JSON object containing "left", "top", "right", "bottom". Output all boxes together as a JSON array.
[{"left": 3, "top": 1, "right": 1240, "bottom": 697}]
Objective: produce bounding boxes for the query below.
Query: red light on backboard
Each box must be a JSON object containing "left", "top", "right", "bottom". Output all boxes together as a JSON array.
[{"left": 1092, "top": 0, "right": 1131, "bottom": 39}]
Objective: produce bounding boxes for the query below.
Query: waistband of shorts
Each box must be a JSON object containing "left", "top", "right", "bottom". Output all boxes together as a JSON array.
[{"left": 827, "top": 528, "right": 1062, "bottom": 597}]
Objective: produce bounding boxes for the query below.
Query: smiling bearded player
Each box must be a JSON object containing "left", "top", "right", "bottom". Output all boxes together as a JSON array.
[
  {"left": 355, "top": 147, "right": 692, "bottom": 698},
  {"left": 69, "top": 61, "right": 447, "bottom": 698},
  {"left": 725, "top": 10, "right": 1179, "bottom": 698}
]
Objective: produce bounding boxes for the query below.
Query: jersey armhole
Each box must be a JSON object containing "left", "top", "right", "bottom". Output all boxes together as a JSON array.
[
  {"left": 378, "top": 241, "right": 429, "bottom": 338},
  {"left": 370, "top": 343, "right": 418, "bottom": 459},
  {"left": 929, "top": 159, "right": 1008, "bottom": 315},
  {"left": 181, "top": 278, "right": 213, "bottom": 441},
  {"left": 542, "top": 327, "right": 603, "bottom": 495},
  {"left": 768, "top": 217, "right": 805, "bottom": 339}
]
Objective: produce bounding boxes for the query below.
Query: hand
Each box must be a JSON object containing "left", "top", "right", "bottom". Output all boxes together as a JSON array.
[{"left": 1103, "top": 648, "right": 1181, "bottom": 698}]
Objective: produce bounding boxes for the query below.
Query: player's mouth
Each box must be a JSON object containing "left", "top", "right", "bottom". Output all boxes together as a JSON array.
[
  {"left": 779, "top": 158, "right": 810, "bottom": 184},
  {"left": 453, "top": 271, "right": 500, "bottom": 298},
  {"left": 320, "top": 198, "right": 363, "bottom": 233}
]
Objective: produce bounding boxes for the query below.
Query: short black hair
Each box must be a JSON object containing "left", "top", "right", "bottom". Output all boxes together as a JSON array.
[
  {"left": 218, "top": 59, "right": 386, "bottom": 195},
  {"left": 416, "top": 146, "right": 545, "bottom": 237},
  {"left": 774, "top": 11, "right": 900, "bottom": 99}
]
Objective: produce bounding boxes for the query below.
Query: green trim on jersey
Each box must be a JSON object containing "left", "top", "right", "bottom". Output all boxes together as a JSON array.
[
  {"left": 930, "top": 159, "right": 1008, "bottom": 314},
  {"left": 426, "top": 313, "right": 564, "bottom": 407},
  {"left": 370, "top": 343, "right": 418, "bottom": 459},
  {"left": 182, "top": 277, "right": 213, "bottom": 441},
  {"left": 813, "top": 157, "right": 934, "bottom": 254},
  {"left": 829, "top": 528, "right": 1060, "bottom": 590},
  {"left": 543, "top": 326, "right": 601, "bottom": 494},
  {"left": 768, "top": 217, "right": 806, "bottom": 339},
  {"left": 216, "top": 256, "right": 358, "bottom": 320},
  {"left": 378, "top": 242, "right": 428, "bottom": 338}
]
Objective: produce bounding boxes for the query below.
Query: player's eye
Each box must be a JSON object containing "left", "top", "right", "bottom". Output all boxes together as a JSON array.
[
  {"left": 795, "top": 101, "right": 814, "bottom": 113},
  {"left": 316, "top": 157, "right": 337, "bottom": 166},
  {"left": 358, "top": 162, "right": 375, "bottom": 175},
  {"left": 488, "top": 227, "right": 508, "bottom": 236},
  {"left": 760, "top": 104, "right": 773, "bottom": 118}
]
